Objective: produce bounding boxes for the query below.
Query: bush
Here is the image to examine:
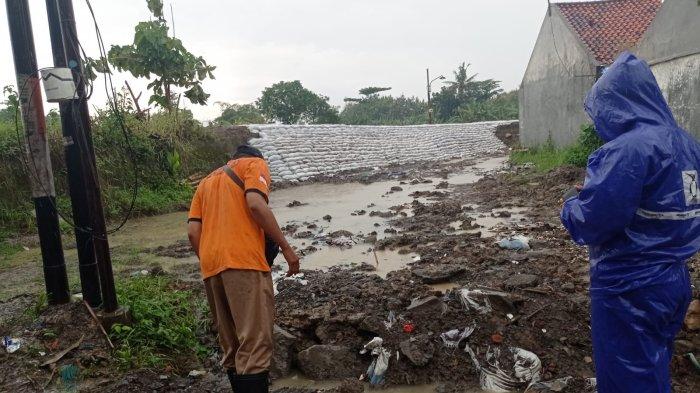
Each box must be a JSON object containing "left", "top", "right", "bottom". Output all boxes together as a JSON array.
[
  {"left": 0, "top": 101, "right": 229, "bottom": 237},
  {"left": 563, "top": 124, "right": 604, "bottom": 167},
  {"left": 511, "top": 124, "right": 604, "bottom": 171},
  {"left": 340, "top": 95, "right": 427, "bottom": 125},
  {"left": 111, "top": 276, "right": 209, "bottom": 369}
]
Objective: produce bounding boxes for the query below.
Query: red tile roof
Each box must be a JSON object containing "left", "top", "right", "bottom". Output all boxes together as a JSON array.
[{"left": 556, "top": 0, "right": 661, "bottom": 64}]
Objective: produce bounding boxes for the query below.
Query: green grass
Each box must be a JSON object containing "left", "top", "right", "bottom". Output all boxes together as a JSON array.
[
  {"left": 510, "top": 144, "right": 569, "bottom": 172},
  {"left": 111, "top": 275, "right": 209, "bottom": 370},
  {"left": 511, "top": 124, "right": 604, "bottom": 172}
]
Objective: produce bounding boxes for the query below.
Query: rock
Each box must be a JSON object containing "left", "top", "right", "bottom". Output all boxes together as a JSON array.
[
  {"left": 297, "top": 345, "right": 358, "bottom": 379},
  {"left": 359, "top": 315, "right": 386, "bottom": 335},
  {"left": 329, "top": 230, "right": 353, "bottom": 238},
  {"left": 399, "top": 335, "right": 434, "bottom": 367},
  {"left": 435, "top": 181, "right": 449, "bottom": 189},
  {"left": 561, "top": 282, "right": 575, "bottom": 293},
  {"left": 390, "top": 186, "right": 403, "bottom": 192},
  {"left": 406, "top": 296, "right": 447, "bottom": 316},
  {"left": 323, "top": 215, "right": 332, "bottom": 221},
  {"left": 287, "top": 200, "right": 307, "bottom": 208},
  {"left": 503, "top": 274, "right": 540, "bottom": 289},
  {"left": 674, "top": 339, "right": 695, "bottom": 354},
  {"left": 412, "top": 265, "right": 465, "bottom": 284},
  {"left": 685, "top": 300, "right": 700, "bottom": 331},
  {"left": 271, "top": 325, "right": 297, "bottom": 379}
]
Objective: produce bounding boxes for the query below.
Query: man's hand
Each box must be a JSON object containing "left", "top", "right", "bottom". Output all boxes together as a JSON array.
[{"left": 282, "top": 246, "right": 300, "bottom": 276}]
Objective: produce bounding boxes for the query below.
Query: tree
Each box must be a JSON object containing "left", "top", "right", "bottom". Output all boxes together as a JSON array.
[
  {"left": 214, "top": 103, "right": 266, "bottom": 125},
  {"left": 256, "top": 81, "right": 339, "bottom": 124},
  {"left": 340, "top": 95, "right": 426, "bottom": 125},
  {"left": 107, "top": 0, "right": 215, "bottom": 111},
  {"left": 433, "top": 62, "right": 504, "bottom": 122},
  {"left": 453, "top": 90, "right": 519, "bottom": 123},
  {"left": 358, "top": 87, "right": 392, "bottom": 97}
]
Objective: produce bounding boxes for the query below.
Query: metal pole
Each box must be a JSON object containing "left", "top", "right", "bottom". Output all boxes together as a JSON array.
[
  {"left": 57, "top": 0, "right": 119, "bottom": 313},
  {"left": 426, "top": 68, "right": 433, "bottom": 124},
  {"left": 6, "top": 0, "right": 70, "bottom": 305},
  {"left": 45, "top": 0, "right": 101, "bottom": 307}
]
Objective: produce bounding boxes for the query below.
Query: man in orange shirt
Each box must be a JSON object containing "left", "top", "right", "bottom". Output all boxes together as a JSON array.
[{"left": 187, "top": 144, "right": 300, "bottom": 393}]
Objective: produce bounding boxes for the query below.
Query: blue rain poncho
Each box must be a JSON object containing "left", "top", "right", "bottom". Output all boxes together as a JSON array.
[{"left": 561, "top": 52, "right": 698, "bottom": 393}]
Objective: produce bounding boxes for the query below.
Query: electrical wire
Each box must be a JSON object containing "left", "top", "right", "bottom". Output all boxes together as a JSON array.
[{"left": 12, "top": 0, "right": 140, "bottom": 238}]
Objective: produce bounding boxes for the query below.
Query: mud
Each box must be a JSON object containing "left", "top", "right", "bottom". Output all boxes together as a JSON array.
[{"left": 1, "top": 155, "right": 698, "bottom": 392}]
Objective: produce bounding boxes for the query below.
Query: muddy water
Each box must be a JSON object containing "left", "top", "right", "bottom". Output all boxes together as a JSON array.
[
  {"left": 0, "top": 156, "right": 508, "bottom": 300},
  {"left": 272, "top": 372, "right": 441, "bottom": 392},
  {"left": 268, "top": 156, "right": 508, "bottom": 276}
]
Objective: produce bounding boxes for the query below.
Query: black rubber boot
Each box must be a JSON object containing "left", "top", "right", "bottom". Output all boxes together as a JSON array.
[
  {"left": 226, "top": 369, "right": 237, "bottom": 391},
  {"left": 230, "top": 371, "right": 269, "bottom": 393}
]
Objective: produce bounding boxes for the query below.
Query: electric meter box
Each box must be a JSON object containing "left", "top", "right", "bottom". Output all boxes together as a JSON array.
[{"left": 40, "top": 68, "right": 77, "bottom": 102}]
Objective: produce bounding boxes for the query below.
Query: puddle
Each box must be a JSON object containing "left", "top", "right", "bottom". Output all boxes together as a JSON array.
[
  {"left": 269, "top": 157, "right": 508, "bottom": 275},
  {"left": 429, "top": 282, "right": 461, "bottom": 293},
  {"left": 272, "top": 372, "right": 441, "bottom": 392},
  {"left": 469, "top": 207, "right": 529, "bottom": 238}
]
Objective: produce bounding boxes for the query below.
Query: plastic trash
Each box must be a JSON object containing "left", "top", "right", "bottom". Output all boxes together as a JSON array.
[
  {"left": 383, "top": 311, "right": 397, "bottom": 330},
  {"left": 526, "top": 376, "right": 573, "bottom": 392},
  {"left": 458, "top": 288, "right": 511, "bottom": 314},
  {"left": 497, "top": 235, "right": 530, "bottom": 250},
  {"left": 188, "top": 370, "right": 207, "bottom": 378},
  {"left": 359, "top": 337, "right": 383, "bottom": 354},
  {"left": 360, "top": 337, "right": 390, "bottom": 386},
  {"left": 2, "top": 336, "right": 22, "bottom": 353},
  {"left": 440, "top": 326, "right": 475, "bottom": 349},
  {"left": 366, "top": 347, "right": 391, "bottom": 385},
  {"left": 282, "top": 273, "right": 308, "bottom": 286},
  {"left": 464, "top": 345, "right": 542, "bottom": 392}
]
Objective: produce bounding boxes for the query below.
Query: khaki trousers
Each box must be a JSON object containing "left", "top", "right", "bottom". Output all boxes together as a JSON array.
[{"left": 204, "top": 269, "right": 274, "bottom": 374}]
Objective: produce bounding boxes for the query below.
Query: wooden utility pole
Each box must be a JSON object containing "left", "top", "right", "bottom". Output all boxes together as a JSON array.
[
  {"left": 55, "top": 0, "right": 120, "bottom": 314},
  {"left": 45, "top": 0, "right": 102, "bottom": 307},
  {"left": 6, "top": 0, "right": 70, "bottom": 304}
]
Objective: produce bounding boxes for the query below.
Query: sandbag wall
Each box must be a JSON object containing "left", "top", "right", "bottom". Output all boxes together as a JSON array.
[{"left": 248, "top": 121, "right": 513, "bottom": 182}]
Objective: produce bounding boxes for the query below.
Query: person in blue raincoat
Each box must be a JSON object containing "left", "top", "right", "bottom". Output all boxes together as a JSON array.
[{"left": 561, "top": 52, "right": 700, "bottom": 393}]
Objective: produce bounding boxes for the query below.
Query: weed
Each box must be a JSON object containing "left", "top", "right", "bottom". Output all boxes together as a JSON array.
[
  {"left": 111, "top": 275, "right": 209, "bottom": 370},
  {"left": 511, "top": 124, "right": 603, "bottom": 171}
]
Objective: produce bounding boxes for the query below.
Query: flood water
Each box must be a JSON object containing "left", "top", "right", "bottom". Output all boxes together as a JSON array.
[
  {"left": 0, "top": 156, "right": 510, "bottom": 300},
  {"left": 268, "top": 156, "right": 508, "bottom": 276}
]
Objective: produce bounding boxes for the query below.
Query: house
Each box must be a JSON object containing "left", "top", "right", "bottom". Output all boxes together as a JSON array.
[
  {"left": 519, "top": 0, "right": 661, "bottom": 147},
  {"left": 636, "top": 0, "right": 700, "bottom": 139}
]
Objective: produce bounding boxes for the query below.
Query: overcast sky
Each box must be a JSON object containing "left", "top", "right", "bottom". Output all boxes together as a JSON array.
[{"left": 0, "top": 0, "right": 551, "bottom": 121}]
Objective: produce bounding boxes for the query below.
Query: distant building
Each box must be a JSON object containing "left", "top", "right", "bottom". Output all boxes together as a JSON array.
[
  {"left": 519, "top": 0, "right": 661, "bottom": 147},
  {"left": 636, "top": 0, "right": 700, "bottom": 139}
]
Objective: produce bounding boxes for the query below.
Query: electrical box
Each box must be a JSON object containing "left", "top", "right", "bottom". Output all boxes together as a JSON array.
[{"left": 40, "top": 68, "right": 76, "bottom": 102}]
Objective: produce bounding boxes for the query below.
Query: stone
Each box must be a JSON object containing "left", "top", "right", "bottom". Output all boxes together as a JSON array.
[
  {"left": 270, "top": 325, "right": 297, "bottom": 379},
  {"left": 561, "top": 282, "right": 575, "bottom": 293},
  {"left": 399, "top": 335, "right": 435, "bottom": 367},
  {"left": 297, "top": 345, "right": 358, "bottom": 379},
  {"left": 685, "top": 300, "right": 700, "bottom": 331},
  {"left": 674, "top": 339, "right": 695, "bottom": 354},
  {"left": 412, "top": 265, "right": 466, "bottom": 284},
  {"left": 503, "top": 274, "right": 540, "bottom": 289},
  {"left": 405, "top": 296, "right": 447, "bottom": 316}
]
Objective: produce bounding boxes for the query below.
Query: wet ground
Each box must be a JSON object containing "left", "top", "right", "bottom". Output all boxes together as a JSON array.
[{"left": 1, "top": 154, "right": 698, "bottom": 392}]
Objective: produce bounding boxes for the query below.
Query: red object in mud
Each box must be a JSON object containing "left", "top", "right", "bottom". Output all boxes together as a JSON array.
[
  {"left": 403, "top": 323, "right": 415, "bottom": 333},
  {"left": 491, "top": 333, "right": 503, "bottom": 344}
]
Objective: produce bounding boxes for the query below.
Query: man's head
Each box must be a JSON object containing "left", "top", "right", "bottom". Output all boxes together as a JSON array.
[
  {"left": 584, "top": 51, "right": 676, "bottom": 142},
  {"left": 233, "top": 144, "right": 264, "bottom": 160}
]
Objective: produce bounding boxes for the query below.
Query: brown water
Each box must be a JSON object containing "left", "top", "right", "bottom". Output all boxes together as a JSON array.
[
  {"left": 0, "top": 156, "right": 509, "bottom": 300},
  {"left": 268, "top": 156, "right": 508, "bottom": 276},
  {"left": 271, "top": 372, "right": 442, "bottom": 392}
]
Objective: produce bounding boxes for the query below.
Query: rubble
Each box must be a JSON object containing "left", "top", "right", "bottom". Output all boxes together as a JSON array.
[{"left": 297, "top": 345, "right": 359, "bottom": 379}]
